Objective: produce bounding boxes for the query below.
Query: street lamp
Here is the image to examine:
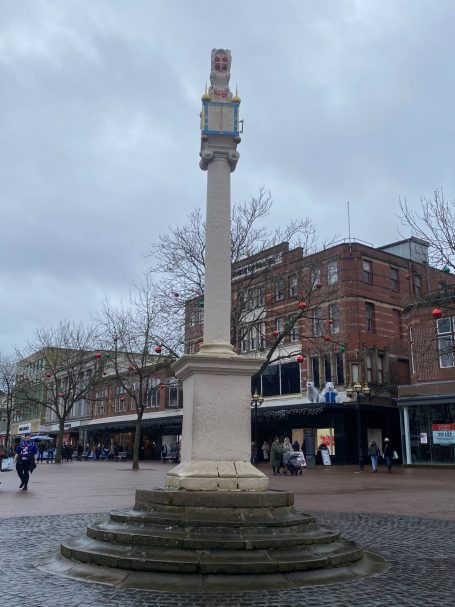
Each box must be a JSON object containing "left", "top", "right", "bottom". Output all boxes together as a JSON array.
[
  {"left": 346, "top": 381, "right": 370, "bottom": 470},
  {"left": 251, "top": 390, "right": 264, "bottom": 464}
]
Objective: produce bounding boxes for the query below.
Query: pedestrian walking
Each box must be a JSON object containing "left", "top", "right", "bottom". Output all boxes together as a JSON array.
[
  {"left": 368, "top": 439, "right": 380, "bottom": 473},
  {"left": 261, "top": 440, "right": 270, "bottom": 462},
  {"left": 382, "top": 437, "right": 394, "bottom": 473},
  {"left": 14, "top": 433, "right": 37, "bottom": 491}
]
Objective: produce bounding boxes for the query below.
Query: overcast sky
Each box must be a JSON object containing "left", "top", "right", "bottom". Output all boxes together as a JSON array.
[{"left": 1, "top": 0, "right": 455, "bottom": 355}]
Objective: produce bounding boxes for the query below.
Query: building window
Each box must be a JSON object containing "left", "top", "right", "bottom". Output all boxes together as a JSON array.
[
  {"left": 289, "top": 315, "right": 299, "bottom": 342},
  {"left": 189, "top": 306, "right": 204, "bottom": 326},
  {"left": 377, "top": 354, "right": 384, "bottom": 384},
  {"left": 390, "top": 267, "right": 399, "bottom": 291},
  {"left": 365, "top": 302, "right": 375, "bottom": 332},
  {"left": 275, "top": 279, "right": 284, "bottom": 301},
  {"left": 289, "top": 274, "right": 298, "bottom": 298},
  {"left": 312, "top": 306, "right": 323, "bottom": 336},
  {"left": 328, "top": 303, "right": 340, "bottom": 334},
  {"left": 276, "top": 317, "right": 284, "bottom": 334},
  {"left": 253, "top": 361, "right": 301, "bottom": 397},
  {"left": 351, "top": 363, "right": 360, "bottom": 383},
  {"left": 311, "top": 268, "right": 321, "bottom": 290},
  {"left": 336, "top": 353, "right": 345, "bottom": 385},
  {"left": 94, "top": 387, "right": 108, "bottom": 416},
  {"left": 413, "top": 274, "right": 422, "bottom": 295},
  {"left": 323, "top": 355, "right": 332, "bottom": 383},
  {"left": 366, "top": 352, "right": 373, "bottom": 383},
  {"left": 327, "top": 260, "right": 338, "bottom": 285},
  {"left": 437, "top": 317, "right": 454, "bottom": 368},
  {"left": 393, "top": 309, "right": 403, "bottom": 339},
  {"left": 246, "top": 285, "right": 265, "bottom": 310},
  {"left": 362, "top": 260, "right": 373, "bottom": 284},
  {"left": 146, "top": 386, "right": 160, "bottom": 408},
  {"left": 311, "top": 357, "right": 320, "bottom": 388},
  {"left": 168, "top": 380, "right": 182, "bottom": 408}
]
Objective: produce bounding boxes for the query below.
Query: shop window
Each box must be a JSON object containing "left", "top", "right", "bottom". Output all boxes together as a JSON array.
[
  {"left": 254, "top": 361, "right": 301, "bottom": 397},
  {"left": 362, "top": 259, "right": 373, "bottom": 284},
  {"left": 437, "top": 317, "right": 455, "bottom": 368}
]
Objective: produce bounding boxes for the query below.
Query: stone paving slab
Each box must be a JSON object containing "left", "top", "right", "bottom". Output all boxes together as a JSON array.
[
  {"left": 1, "top": 510, "right": 453, "bottom": 606},
  {"left": 1, "top": 463, "right": 454, "bottom": 605}
]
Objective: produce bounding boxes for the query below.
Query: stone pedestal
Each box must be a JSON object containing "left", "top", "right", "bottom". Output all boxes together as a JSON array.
[{"left": 165, "top": 353, "right": 268, "bottom": 491}]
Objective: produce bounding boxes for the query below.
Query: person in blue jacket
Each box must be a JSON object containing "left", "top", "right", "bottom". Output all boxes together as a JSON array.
[{"left": 14, "top": 434, "right": 37, "bottom": 491}]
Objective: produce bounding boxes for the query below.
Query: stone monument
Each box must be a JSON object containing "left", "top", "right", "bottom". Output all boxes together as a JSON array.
[
  {"left": 38, "top": 50, "right": 386, "bottom": 592},
  {"left": 165, "top": 48, "right": 267, "bottom": 492}
]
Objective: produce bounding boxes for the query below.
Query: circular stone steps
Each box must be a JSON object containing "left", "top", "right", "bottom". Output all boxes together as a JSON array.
[{"left": 38, "top": 489, "right": 387, "bottom": 591}]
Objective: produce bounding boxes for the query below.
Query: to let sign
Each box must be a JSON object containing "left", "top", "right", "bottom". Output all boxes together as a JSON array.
[{"left": 432, "top": 423, "right": 455, "bottom": 445}]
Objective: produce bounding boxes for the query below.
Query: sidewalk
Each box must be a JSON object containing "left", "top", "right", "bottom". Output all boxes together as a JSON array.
[
  {"left": 1, "top": 461, "right": 454, "bottom": 520},
  {"left": 1, "top": 462, "right": 454, "bottom": 606}
]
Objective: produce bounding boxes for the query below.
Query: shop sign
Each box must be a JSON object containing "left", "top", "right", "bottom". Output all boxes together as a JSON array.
[
  {"left": 18, "top": 423, "right": 31, "bottom": 434},
  {"left": 432, "top": 423, "right": 455, "bottom": 445}
]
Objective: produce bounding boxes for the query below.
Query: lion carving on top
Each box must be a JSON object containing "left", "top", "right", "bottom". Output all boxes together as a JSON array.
[{"left": 209, "top": 48, "right": 233, "bottom": 100}]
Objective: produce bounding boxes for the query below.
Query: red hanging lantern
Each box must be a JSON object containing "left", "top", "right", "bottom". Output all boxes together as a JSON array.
[
  {"left": 315, "top": 281, "right": 322, "bottom": 289},
  {"left": 59, "top": 392, "right": 65, "bottom": 398},
  {"left": 296, "top": 354, "right": 305, "bottom": 364},
  {"left": 272, "top": 330, "right": 279, "bottom": 337},
  {"left": 432, "top": 308, "right": 442, "bottom": 319},
  {"left": 328, "top": 319, "right": 334, "bottom": 325},
  {"left": 298, "top": 301, "right": 307, "bottom": 309},
  {"left": 155, "top": 345, "right": 162, "bottom": 354},
  {"left": 46, "top": 372, "right": 52, "bottom": 378},
  {"left": 323, "top": 336, "right": 331, "bottom": 342},
  {"left": 95, "top": 352, "right": 102, "bottom": 359},
  {"left": 404, "top": 273, "right": 411, "bottom": 280},
  {"left": 120, "top": 396, "right": 125, "bottom": 402}
]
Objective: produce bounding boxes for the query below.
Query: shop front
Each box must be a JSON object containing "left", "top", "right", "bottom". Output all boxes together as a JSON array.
[{"left": 399, "top": 395, "right": 455, "bottom": 465}]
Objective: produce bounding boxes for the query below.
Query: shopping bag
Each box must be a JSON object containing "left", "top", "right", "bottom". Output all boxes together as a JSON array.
[
  {"left": 392, "top": 450, "right": 399, "bottom": 460},
  {"left": 1, "top": 457, "right": 14, "bottom": 471}
]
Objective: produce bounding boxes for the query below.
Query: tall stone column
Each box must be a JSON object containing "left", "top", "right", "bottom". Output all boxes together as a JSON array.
[{"left": 166, "top": 49, "right": 268, "bottom": 491}]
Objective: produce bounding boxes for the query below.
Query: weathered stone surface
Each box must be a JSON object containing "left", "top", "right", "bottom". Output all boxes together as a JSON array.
[{"left": 44, "top": 488, "right": 386, "bottom": 590}]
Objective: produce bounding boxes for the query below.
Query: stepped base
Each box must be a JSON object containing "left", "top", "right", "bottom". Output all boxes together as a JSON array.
[{"left": 38, "top": 489, "right": 387, "bottom": 592}]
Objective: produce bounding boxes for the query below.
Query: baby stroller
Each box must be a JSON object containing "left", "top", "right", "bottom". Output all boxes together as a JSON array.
[{"left": 285, "top": 451, "right": 306, "bottom": 475}]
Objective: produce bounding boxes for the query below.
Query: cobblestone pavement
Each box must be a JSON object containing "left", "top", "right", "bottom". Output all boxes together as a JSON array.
[
  {"left": 1, "top": 464, "right": 453, "bottom": 605},
  {"left": 1, "top": 510, "right": 453, "bottom": 607}
]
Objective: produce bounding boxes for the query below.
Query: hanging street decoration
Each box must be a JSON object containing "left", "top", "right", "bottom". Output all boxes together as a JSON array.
[{"left": 432, "top": 308, "right": 442, "bottom": 319}]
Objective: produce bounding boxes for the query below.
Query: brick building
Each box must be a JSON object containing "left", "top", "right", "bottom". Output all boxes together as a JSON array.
[
  {"left": 185, "top": 237, "right": 455, "bottom": 465},
  {"left": 398, "top": 290, "right": 455, "bottom": 465}
]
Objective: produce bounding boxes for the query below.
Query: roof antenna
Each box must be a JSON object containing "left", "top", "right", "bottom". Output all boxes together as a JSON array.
[{"left": 347, "top": 201, "right": 352, "bottom": 253}]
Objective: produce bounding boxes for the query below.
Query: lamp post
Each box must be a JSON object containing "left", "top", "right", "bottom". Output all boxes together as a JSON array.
[
  {"left": 346, "top": 381, "right": 370, "bottom": 470},
  {"left": 251, "top": 390, "right": 264, "bottom": 464}
]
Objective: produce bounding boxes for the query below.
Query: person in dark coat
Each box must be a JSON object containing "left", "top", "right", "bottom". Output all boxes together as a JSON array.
[
  {"left": 270, "top": 437, "right": 284, "bottom": 475},
  {"left": 14, "top": 434, "right": 37, "bottom": 491},
  {"left": 382, "top": 437, "right": 394, "bottom": 473},
  {"left": 368, "top": 439, "right": 380, "bottom": 473}
]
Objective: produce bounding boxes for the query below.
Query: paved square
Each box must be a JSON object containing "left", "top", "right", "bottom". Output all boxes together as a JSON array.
[{"left": 1, "top": 462, "right": 453, "bottom": 606}]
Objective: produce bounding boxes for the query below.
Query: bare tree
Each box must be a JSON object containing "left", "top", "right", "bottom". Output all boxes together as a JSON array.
[
  {"left": 148, "top": 188, "right": 337, "bottom": 364},
  {"left": 0, "top": 354, "right": 19, "bottom": 452},
  {"left": 99, "top": 275, "right": 180, "bottom": 470},
  {"left": 399, "top": 188, "right": 455, "bottom": 271},
  {"left": 16, "top": 321, "right": 105, "bottom": 463}
]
